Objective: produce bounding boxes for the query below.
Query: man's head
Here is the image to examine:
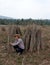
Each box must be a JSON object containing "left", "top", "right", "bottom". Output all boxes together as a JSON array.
[{"left": 14, "top": 34, "right": 21, "bottom": 40}]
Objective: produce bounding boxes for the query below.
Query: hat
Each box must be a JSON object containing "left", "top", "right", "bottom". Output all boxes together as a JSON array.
[{"left": 14, "top": 34, "right": 21, "bottom": 38}]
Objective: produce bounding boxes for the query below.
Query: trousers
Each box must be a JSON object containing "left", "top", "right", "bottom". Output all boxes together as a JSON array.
[{"left": 13, "top": 45, "right": 24, "bottom": 54}]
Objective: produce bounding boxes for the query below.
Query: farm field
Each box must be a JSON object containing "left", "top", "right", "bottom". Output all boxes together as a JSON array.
[{"left": 0, "top": 24, "right": 50, "bottom": 65}]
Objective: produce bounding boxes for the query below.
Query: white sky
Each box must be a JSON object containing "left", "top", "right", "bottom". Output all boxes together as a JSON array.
[{"left": 0, "top": 0, "right": 50, "bottom": 19}]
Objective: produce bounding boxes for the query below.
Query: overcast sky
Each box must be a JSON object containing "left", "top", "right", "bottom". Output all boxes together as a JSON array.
[{"left": 0, "top": 0, "right": 50, "bottom": 19}]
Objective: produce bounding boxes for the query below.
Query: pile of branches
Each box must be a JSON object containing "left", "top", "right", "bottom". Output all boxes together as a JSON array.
[
  {"left": 8, "top": 25, "right": 44, "bottom": 53},
  {"left": 23, "top": 25, "right": 44, "bottom": 53}
]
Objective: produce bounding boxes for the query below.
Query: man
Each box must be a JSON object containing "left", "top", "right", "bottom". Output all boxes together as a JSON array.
[{"left": 10, "top": 34, "right": 25, "bottom": 55}]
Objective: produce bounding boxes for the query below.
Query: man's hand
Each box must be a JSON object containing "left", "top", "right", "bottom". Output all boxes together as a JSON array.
[{"left": 9, "top": 43, "right": 12, "bottom": 45}]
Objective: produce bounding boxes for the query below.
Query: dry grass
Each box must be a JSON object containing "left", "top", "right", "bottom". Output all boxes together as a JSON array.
[{"left": 0, "top": 25, "right": 50, "bottom": 65}]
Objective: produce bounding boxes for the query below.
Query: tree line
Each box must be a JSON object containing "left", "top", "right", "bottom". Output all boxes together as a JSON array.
[{"left": 0, "top": 19, "right": 50, "bottom": 25}]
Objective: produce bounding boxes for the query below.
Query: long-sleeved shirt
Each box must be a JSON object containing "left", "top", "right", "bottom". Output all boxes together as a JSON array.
[{"left": 11, "top": 38, "right": 25, "bottom": 49}]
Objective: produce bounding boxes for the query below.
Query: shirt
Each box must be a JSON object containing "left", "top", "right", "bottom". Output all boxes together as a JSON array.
[{"left": 11, "top": 38, "right": 25, "bottom": 49}]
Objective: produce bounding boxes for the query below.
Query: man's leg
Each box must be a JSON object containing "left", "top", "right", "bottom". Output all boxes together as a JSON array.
[
  {"left": 13, "top": 45, "right": 24, "bottom": 54},
  {"left": 17, "top": 48, "right": 24, "bottom": 54},
  {"left": 13, "top": 45, "right": 19, "bottom": 52}
]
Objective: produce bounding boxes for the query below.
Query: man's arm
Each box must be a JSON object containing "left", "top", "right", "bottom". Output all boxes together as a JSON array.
[{"left": 10, "top": 39, "right": 21, "bottom": 46}]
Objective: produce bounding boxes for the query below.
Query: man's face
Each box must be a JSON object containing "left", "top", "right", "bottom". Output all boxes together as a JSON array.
[{"left": 15, "top": 36, "right": 18, "bottom": 40}]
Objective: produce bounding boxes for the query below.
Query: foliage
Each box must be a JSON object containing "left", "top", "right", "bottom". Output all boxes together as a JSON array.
[{"left": 0, "top": 19, "right": 50, "bottom": 25}]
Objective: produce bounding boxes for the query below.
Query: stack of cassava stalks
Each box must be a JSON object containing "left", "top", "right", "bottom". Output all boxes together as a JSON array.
[
  {"left": 8, "top": 25, "right": 44, "bottom": 53},
  {"left": 23, "top": 25, "right": 44, "bottom": 53}
]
